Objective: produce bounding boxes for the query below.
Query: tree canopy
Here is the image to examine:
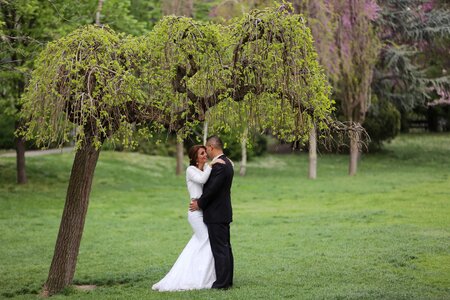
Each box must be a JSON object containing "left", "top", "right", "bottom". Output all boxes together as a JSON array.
[{"left": 20, "top": 4, "right": 334, "bottom": 151}]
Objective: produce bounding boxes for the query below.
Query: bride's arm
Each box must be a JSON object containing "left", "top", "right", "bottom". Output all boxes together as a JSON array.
[{"left": 186, "top": 165, "right": 212, "bottom": 184}]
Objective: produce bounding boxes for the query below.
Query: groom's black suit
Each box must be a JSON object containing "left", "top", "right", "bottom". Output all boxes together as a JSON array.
[{"left": 197, "top": 154, "right": 234, "bottom": 289}]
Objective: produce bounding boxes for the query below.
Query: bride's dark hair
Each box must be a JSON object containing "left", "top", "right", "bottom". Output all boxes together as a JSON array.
[{"left": 188, "top": 145, "right": 206, "bottom": 166}]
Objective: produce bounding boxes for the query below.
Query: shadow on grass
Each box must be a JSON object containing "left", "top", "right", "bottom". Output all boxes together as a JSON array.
[
  {"left": 1, "top": 286, "right": 40, "bottom": 298},
  {"left": 73, "top": 270, "right": 152, "bottom": 287},
  {"left": 1, "top": 269, "right": 162, "bottom": 298}
]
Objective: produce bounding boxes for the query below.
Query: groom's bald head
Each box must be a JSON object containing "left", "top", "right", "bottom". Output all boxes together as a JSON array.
[
  {"left": 206, "top": 135, "right": 223, "bottom": 150},
  {"left": 205, "top": 135, "right": 224, "bottom": 159}
]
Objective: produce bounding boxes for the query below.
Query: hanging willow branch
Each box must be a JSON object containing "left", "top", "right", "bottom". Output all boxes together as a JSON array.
[
  {"left": 20, "top": 26, "right": 140, "bottom": 149},
  {"left": 321, "top": 119, "right": 371, "bottom": 152},
  {"left": 207, "top": 4, "right": 335, "bottom": 144}
]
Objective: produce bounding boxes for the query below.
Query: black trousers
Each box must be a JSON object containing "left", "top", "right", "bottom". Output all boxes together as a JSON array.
[{"left": 207, "top": 223, "right": 234, "bottom": 289}]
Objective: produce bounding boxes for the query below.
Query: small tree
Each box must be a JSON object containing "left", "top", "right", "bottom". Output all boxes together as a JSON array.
[{"left": 336, "top": 0, "right": 380, "bottom": 175}]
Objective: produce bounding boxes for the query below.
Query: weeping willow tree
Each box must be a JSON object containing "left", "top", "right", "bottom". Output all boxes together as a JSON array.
[{"left": 20, "top": 4, "right": 336, "bottom": 296}]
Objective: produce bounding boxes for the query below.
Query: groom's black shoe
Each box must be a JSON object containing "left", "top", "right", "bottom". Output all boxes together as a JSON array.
[
  {"left": 212, "top": 285, "right": 232, "bottom": 290},
  {"left": 212, "top": 282, "right": 232, "bottom": 290}
]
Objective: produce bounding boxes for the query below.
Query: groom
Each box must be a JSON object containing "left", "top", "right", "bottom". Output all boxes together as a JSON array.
[{"left": 189, "top": 135, "right": 234, "bottom": 289}]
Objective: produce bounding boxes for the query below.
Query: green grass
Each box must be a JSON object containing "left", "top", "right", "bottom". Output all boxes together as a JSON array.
[{"left": 0, "top": 133, "right": 449, "bottom": 299}]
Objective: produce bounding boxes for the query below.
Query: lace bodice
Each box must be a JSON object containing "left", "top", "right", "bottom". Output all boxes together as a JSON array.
[{"left": 186, "top": 165, "right": 212, "bottom": 199}]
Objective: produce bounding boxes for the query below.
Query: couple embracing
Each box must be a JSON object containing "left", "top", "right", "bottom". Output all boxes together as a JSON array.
[{"left": 152, "top": 135, "right": 234, "bottom": 291}]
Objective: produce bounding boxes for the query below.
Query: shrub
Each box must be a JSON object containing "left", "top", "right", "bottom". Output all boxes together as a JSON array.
[
  {"left": 364, "top": 96, "right": 401, "bottom": 151},
  {"left": 0, "top": 114, "right": 15, "bottom": 149}
]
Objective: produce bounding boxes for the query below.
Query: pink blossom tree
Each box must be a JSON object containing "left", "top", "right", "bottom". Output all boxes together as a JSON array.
[{"left": 293, "top": 0, "right": 381, "bottom": 175}]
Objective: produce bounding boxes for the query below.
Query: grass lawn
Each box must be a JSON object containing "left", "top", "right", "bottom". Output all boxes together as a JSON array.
[{"left": 0, "top": 133, "right": 449, "bottom": 299}]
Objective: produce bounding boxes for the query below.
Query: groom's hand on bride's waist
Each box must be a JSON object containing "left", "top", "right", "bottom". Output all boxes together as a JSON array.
[{"left": 189, "top": 199, "right": 200, "bottom": 211}]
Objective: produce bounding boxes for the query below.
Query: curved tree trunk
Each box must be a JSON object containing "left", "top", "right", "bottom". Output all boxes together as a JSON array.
[
  {"left": 349, "top": 133, "right": 359, "bottom": 176},
  {"left": 308, "top": 124, "right": 317, "bottom": 179},
  {"left": 42, "top": 141, "right": 100, "bottom": 296}
]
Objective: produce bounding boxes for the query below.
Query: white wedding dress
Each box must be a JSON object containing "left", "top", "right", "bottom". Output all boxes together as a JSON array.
[{"left": 152, "top": 165, "right": 216, "bottom": 291}]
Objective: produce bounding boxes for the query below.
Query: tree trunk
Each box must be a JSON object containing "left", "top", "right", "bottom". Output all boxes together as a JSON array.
[
  {"left": 176, "top": 137, "right": 184, "bottom": 176},
  {"left": 42, "top": 141, "right": 100, "bottom": 296},
  {"left": 15, "top": 121, "right": 27, "bottom": 184},
  {"left": 308, "top": 124, "right": 317, "bottom": 179},
  {"left": 349, "top": 133, "right": 359, "bottom": 176},
  {"left": 203, "top": 121, "right": 208, "bottom": 145},
  {"left": 95, "top": 0, "right": 104, "bottom": 25},
  {"left": 162, "top": 0, "right": 193, "bottom": 17},
  {"left": 239, "top": 127, "right": 248, "bottom": 176}
]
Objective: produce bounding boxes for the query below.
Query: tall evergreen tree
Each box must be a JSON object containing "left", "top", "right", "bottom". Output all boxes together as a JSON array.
[{"left": 373, "top": 0, "right": 450, "bottom": 116}]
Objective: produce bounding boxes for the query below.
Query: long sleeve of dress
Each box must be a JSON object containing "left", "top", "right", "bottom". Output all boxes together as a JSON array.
[{"left": 186, "top": 165, "right": 212, "bottom": 184}]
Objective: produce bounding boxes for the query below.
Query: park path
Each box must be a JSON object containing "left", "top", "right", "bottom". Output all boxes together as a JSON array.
[{"left": 0, "top": 147, "right": 74, "bottom": 158}]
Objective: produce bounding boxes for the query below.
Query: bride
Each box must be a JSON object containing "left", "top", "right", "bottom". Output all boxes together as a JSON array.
[{"left": 152, "top": 145, "right": 224, "bottom": 291}]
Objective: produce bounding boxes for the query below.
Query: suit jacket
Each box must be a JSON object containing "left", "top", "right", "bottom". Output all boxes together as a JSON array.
[{"left": 198, "top": 154, "right": 233, "bottom": 224}]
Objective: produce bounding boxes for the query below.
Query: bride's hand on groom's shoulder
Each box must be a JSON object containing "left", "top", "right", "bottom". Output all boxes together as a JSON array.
[{"left": 211, "top": 158, "right": 225, "bottom": 166}]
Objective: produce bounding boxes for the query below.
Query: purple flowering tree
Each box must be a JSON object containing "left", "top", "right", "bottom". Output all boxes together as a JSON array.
[{"left": 293, "top": 0, "right": 380, "bottom": 176}]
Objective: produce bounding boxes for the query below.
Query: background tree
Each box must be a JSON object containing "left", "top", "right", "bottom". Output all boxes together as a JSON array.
[
  {"left": 0, "top": 0, "right": 160, "bottom": 184},
  {"left": 162, "top": 0, "right": 193, "bottom": 17},
  {"left": 289, "top": 0, "right": 337, "bottom": 179},
  {"left": 308, "top": 123, "right": 317, "bottom": 179},
  {"left": 373, "top": 0, "right": 450, "bottom": 131},
  {"left": 292, "top": 0, "right": 380, "bottom": 176},
  {"left": 191, "top": 0, "right": 273, "bottom": 177},
  {"left": 335, "top": 0, "right": 380, "bottom": 175},
  {"left": 161, "top": 0, "right": 194, "bottom": 176},
  {"left": 0, "top": 0, "right": 79, "bottom": 184},
  {"left": 292, "top": 0, "right": 450, "bottom": 153}
]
